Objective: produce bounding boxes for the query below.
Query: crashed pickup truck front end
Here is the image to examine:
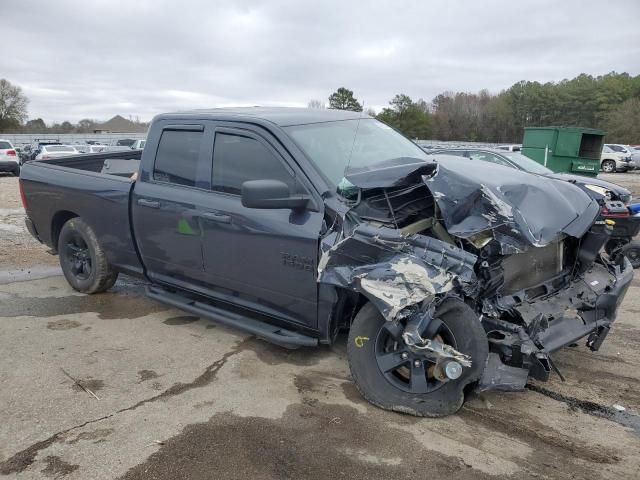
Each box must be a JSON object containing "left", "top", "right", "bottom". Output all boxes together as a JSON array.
[{"left": 319, "top": 156, "right": 633, "bottom": 391}]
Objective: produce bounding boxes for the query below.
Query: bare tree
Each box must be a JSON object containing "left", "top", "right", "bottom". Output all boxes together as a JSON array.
[
  {"left": 0, "top": 78, "right": 29, "bottom": 131},
  {"left": 307, "top": 99, "right": 325, "bottom": 109}
]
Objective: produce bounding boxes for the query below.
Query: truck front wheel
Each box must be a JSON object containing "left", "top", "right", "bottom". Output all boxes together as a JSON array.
[
  {"left": 347, "top": 299, "right": 488, "bottom": 417},
  {"left": 58, "top": 218, "right": 118, "bottom": 293}
]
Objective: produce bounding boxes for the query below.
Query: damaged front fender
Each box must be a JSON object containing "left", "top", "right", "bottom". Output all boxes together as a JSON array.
[{"left": 318, "top": 223, "right": 477, "bottom": 320}]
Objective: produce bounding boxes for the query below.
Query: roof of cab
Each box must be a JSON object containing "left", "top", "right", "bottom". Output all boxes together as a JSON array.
[{"left": 157, "top": 107, "right": 370, "bottom": 127}]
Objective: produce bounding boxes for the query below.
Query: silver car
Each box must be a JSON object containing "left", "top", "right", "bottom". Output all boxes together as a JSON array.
[
  {"left": 35, "top": 145, "right": 80, "bottom": 160},
  {"left": 0, "top": 139, "right": 20, "bottom": 175}
]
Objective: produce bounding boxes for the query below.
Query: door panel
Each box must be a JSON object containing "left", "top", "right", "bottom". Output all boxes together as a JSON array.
[
  {"left": 132, "top": 181, "right": 209, "bottom": 286},
  {"left": 201, "top": 194, "right": 322, "bottom": 327},
  {"left": 131, "top": 123, "right": 213, "bottom": 287},
  {"left": 201, "top": 127, "right": 323, "bottom": 329}
]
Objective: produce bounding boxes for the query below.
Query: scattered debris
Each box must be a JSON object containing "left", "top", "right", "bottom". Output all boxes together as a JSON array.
[{"left": 60, "top": 368, "right": 100, "bottom": 400}]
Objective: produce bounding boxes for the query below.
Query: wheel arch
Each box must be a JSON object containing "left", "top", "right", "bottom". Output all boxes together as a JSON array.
[
  {"left": 323, "top": 288, "right": 368, "bottom": 343},
  {"left": 51, "top": 210, "right": 79, "bottom": 251}
]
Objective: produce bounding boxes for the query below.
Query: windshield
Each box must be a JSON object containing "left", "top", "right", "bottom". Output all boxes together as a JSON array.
[
  {"left": 503, "top": 152, "right": 552, "bottom": 175},
  {"left": 284, "top": 119, "right": 428, "bottom": 186}
]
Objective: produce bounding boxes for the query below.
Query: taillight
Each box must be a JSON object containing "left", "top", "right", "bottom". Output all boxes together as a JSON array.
[
  {"left": 19, "top": 180, "right": 27, "bottom": 209},
  {"left": 601, "top": 206, "right": 629, "bottom": 217},
  {"left": 6, "top": 149, "right": 16, "bottom": 156}
]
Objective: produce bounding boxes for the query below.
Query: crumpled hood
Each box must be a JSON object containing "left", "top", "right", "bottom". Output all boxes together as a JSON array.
[{"left": 345, "top": 156, "right": 600, "bottom": 254}]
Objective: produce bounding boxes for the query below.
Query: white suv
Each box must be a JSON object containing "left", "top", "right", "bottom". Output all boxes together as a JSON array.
[
  {"left": 0, "top": 139, "right": 20, "bottom": 176},
  {"left": 601, "top": 144, "right": 634, "bottom": 173}
]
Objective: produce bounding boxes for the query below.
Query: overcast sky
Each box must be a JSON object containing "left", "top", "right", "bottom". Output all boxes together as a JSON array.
[{"left": 2, "top": 0, "right": 639, "bottom": 123}]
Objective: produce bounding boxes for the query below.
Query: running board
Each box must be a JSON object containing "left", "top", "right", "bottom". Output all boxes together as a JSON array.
[{"left": 146, "top": 286, "right": 318, "bottom": 349}]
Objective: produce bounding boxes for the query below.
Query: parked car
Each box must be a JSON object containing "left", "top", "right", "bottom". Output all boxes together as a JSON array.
[
  {"left": 495, "top": 144, "right": 521, "bottom": 152},
  {"left": 102, "top": 145, "right": 136, "bottom": 152},
  {"left": 18, "top": 145, "right": 32, "bottom": 164},
  {"left": 624, "top": 144, "right": 640, "bottom": 163},
  {"left": 601, "top": 144, "right": 634, "bottom": 172},
  {"left": 34, "top": 145, "right": 80, "bottom": 160},
  {"left": 429, "top": 148, "right": 632, "bottom": 203},
  {"left": 74, "top": 144, "right": 106, "bottom": 154},
  {"left": 19, "top": 107, "right": 633, "bottom": 417},
  {"left": 130, "top": 139, "right": 146, "bottom": 150},
  {"left": 110, "top": 138, "right": 137, "bottom": 148},
  {"left": 0, "top": 139, "right": 20, "bottom": 176}
]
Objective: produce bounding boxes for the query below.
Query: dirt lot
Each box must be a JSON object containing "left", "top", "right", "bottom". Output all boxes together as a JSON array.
[{"left": 1, "top": 172, "right": 639, "bottom": 479}]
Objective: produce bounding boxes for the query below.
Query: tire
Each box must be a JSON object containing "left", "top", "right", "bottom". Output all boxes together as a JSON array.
[
  {"left": 12, "top": 166, "right": 20, "bottom": 176},
  {"left": 601, "top": 160, "right": 616, "bottom": 173},
  {"left": 347, "top": 298, "right": 488, "bottom": 417},
  {"left": 619, "top": 241, "right": 640, "bottom": 269},
  {"left": 58, "top": 217, "right": 118, "bottom": 293}
]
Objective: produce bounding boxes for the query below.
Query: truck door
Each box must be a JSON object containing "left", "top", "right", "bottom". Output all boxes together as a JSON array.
[
  {"left": 131, "top": 123, "right": 214, "bottom": 288},
  {"left": 199, "top": 126, "right": 323, "bottom": 329}
]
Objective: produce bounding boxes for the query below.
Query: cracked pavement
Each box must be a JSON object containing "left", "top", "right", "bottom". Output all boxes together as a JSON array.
[{"left": 1, "top": 174, "right": 640, "bottom": 479}]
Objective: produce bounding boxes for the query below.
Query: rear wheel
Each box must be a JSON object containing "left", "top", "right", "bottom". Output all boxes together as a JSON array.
[
  {"left": 347, "top": 299, "right": 488, "bottom": 417},
  {"left": 601, "top": 160, "right": 616, "bottom": 173},
  {"left": 58, "top": 218, "right": 118, "bottom": 293}
]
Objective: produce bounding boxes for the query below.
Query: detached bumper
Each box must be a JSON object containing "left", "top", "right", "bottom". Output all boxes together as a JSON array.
[{"left": 478, "top": 259, "right": 634, "bottom": 391}]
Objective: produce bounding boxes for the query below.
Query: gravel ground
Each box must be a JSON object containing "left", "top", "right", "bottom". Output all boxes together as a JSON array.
[{"left": 1, "top": 172, "right": 639, "bottom": 479}]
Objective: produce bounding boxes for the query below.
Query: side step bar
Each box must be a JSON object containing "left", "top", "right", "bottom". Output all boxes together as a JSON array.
[{"left": 146, "top": 286, "right": 318, "bottom": 349}]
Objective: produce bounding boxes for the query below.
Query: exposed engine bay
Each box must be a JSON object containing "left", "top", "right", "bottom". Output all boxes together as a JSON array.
[{"left": 318, "top": 156, "right": 634, "bottom": 391}]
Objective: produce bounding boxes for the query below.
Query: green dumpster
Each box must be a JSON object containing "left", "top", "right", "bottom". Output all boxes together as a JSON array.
[{"left": 521, "top": 127, "right": 604, "bottom": 177}]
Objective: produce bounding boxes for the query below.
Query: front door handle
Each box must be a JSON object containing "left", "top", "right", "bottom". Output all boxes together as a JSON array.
[
  {"left": 200, "top": 212, "right": 231, "bottom": 223},
  {"left": 137, "top": 198, "right": 160, "bottom": 209}
]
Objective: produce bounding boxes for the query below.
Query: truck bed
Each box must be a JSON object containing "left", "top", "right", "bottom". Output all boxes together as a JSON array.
[
  {"left": 20, "top": 151, "right": 144, "bottom": 276},
  {"left": 41, "top": 149, "right": 142, "bottom": 176}
]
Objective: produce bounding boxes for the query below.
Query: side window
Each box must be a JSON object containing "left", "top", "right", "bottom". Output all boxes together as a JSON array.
[
  {"left": 212, "top": 133, "right": 296, "bottom": 195},
  {"left": 153, "top": 129, "right": 203, "bottom": 187}
]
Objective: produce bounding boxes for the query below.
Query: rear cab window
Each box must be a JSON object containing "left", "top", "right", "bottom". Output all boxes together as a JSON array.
[{"left": 153, "top": 129, "right": 204, "bottom": 187}]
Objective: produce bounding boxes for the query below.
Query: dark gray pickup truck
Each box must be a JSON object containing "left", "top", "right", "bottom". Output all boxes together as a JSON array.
[{"left": 20, "top": 107, "right": 633, "bottom": 417}]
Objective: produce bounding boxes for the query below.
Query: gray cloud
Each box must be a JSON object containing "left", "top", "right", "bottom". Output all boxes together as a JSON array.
[{"left": 2, "top": 0, "right": 639, "bottom": 123}]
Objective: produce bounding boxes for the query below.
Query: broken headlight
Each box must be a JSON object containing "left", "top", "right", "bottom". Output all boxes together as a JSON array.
[{"left": 584, "top": 184, "right": 612, "bottom": 200}]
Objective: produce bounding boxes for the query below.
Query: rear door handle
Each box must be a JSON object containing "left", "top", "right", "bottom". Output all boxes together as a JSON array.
[
  {"left": 200, "top": 212, "right": 231, "bottom": 223},
  {"left": 137, "top": 198, "right": 160, "bottom": 209}
]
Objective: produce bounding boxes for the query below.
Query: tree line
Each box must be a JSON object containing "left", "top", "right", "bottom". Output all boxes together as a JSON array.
[
  {"left": 311, "top": 73, "right": 640, "bottom": 143},
  {"left": 2, "top": 73, "right": 639, "bottom": 142}
]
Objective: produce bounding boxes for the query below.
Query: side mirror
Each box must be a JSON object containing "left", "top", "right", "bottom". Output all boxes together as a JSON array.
[{"left": 241, "top": 179, "right": 309, "bottom": 210}]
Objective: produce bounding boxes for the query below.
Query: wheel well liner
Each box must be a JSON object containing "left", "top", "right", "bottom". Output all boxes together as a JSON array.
[{"left": 51, "top": 210, "right": 78, "bottom": 251}]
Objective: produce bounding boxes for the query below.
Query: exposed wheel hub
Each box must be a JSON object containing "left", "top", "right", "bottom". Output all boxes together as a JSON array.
[
  {"left": 64, "top": 235, "right": 92, "bottom": 280},
  {"left": 374, "top": 312, "right": 469, "bottom": 394}
]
